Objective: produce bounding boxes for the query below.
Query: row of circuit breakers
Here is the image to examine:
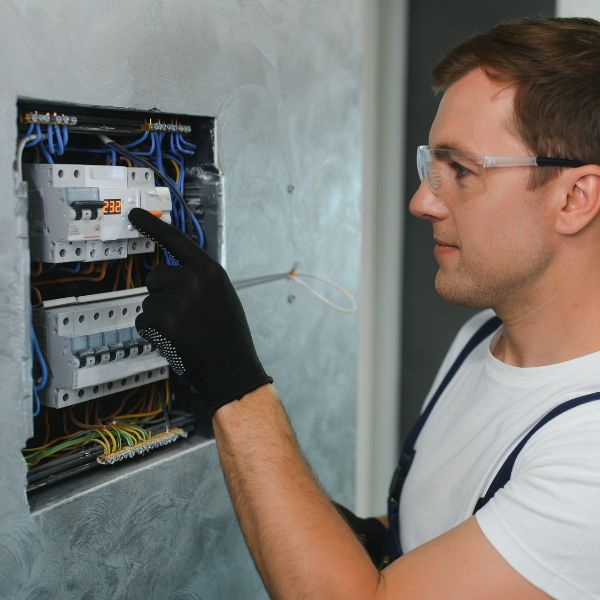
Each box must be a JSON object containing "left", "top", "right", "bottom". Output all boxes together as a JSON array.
[{"left": 26, "top": 163, "right": 172, "bottom": 408}]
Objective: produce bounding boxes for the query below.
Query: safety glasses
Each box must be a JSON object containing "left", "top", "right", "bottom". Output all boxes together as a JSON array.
[{"left": 416, "top": 145, "right": 584, "bottom": 204}]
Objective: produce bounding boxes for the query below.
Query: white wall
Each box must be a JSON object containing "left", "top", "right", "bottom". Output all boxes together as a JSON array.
[
  {"left": 557, "top": 0, "right": 600, "bottom": 17},
  {"left": 357, "top": 0, "right": 409, "bottom": 516}
]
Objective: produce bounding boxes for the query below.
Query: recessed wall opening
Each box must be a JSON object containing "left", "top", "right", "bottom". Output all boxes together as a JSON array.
[{"left": 19, "top": 99, "right": 222, "bottom": 506}]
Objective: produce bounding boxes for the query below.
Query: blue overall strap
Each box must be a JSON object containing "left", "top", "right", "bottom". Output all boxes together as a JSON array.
[
  {"left": 473, "top": 390, "right": 600, "bottom": 513},
  {"left": 382, "top": 315, "right": 502, "bottom": 566}
]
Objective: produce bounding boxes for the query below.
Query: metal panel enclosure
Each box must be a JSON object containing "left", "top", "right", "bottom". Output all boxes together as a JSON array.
[{"left": 0, "top": 2, "right": 362, "bottom": 598}]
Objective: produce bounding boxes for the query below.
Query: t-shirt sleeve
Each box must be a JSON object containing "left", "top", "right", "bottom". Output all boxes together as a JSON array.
[{"left": 476, "top": 401, "right": 600, "bottom": 599}]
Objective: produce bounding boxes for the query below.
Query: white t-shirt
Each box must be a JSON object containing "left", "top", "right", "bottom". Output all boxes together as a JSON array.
[{"left": 400, "top": 309, "right": 600, "bottom": 599}]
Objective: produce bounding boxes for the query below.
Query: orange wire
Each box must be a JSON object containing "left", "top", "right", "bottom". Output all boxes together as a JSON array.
[
  {"left": 80, "top": 262, "right": 95, "bottom": 275},
  {"left": 31, "top": 263, "right": 43, "bottom": 277},
  {"left": 112, "top": 261, "right": 123, "bottom": 291},
  {"left": 31, "top": 286, "right": 43, "bottom": 306},
  {"left": 35, "top": 262, "right": 108, "bottom": 286},
  {"left": 125, "top": 256, "right": 133, "bottom": 289},
  {"left": 106, "top": 387, "right": 140, "bottom": 419}
]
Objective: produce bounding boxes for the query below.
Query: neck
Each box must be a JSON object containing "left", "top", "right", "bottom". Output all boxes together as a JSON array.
[{"left": 492, "top": 254, "right": 600, "bottom": 367}]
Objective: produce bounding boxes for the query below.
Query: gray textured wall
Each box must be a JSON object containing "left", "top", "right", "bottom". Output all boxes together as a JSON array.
[{"left": 0, "top": 2, "right": 363, "bottom": 598}]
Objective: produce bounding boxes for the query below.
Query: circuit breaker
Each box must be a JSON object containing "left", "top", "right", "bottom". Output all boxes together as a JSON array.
[
  {"left": 25, "top": 163, "right": 172, "bottom": 263},
  {"left": 34, "top": 288, "right": 169, "bottom": 408}
]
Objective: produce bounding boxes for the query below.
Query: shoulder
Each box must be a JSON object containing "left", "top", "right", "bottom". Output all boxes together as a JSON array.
[{"left": 476, "top": 398, "right": 600, "bottom": 598}]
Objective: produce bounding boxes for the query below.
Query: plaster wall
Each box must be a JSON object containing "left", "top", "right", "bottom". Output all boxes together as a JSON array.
[{"left": 0, "top": 2, "right": 363, "bottom": 598}]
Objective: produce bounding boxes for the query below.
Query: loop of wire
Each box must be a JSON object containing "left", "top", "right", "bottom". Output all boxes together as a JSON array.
[{"left": 288, "top": 269, "right": 357, "bottom": 313}]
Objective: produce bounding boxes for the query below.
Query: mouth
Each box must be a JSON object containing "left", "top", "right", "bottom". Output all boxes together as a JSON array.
[{"left": 433, "top": 237, "right": 459, "bottom": 257}]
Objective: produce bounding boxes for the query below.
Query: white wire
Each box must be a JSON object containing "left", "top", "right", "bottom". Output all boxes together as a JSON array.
[
  {"left": 288, "top": 269, "right": 357, "bottom": 313},
  {"left": 17, "top": 134, "right": 38, "bottom": 182}
]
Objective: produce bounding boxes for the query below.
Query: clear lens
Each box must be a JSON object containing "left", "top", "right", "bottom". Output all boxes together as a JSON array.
[{"left": 416, "top": 145, "right": 485, "bottom": 204}]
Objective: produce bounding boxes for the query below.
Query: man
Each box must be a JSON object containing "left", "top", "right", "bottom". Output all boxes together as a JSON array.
[{"left": 130, "top": 16, "right": 600, "bottom": 599}]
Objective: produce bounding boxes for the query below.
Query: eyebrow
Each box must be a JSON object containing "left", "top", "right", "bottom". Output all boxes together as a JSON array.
[{"left": 430, "top": 140, "right": 473, "bottom": 154}]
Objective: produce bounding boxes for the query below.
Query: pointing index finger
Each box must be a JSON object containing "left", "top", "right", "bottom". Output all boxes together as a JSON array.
[{"left": 128, "top": 207, "right": 199, "bottom": 265}]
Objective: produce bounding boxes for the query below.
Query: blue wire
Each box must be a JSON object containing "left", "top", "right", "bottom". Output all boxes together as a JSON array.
[
  {"left": 142, "top": 252, "right": 155, "bottom": 270},
  {"left": 59, "top": 262, "right": 81, "bottom": 274},
  {"left": 39, "top": 138, "right": 54, "bottom": 164},
  {"left": 177, "top": 133, "right": 196, "bottom": 151},
  {"left": 61, "top": 124, "right": 69, "bottom": 146},
  {"left": 54, "top": 125, "right": 64, "bottom": 155},
  {"left": 175, "top": 133, "right": 194, "bottom": 155},
  {"left": 169, "top": 133, "right": 179, "bottom": 157},
  {"left": 32, "top": 387, "right": 41, "bottom": 417},
  {"left": 23, "top": 123, "right": 35, "bottom": 137},
  {"left": 154, "top": 133, "right": 164, "bottom": 172},
  {"left": 110, "top": 147, "right": 117, "bottom": 166},
  {"left": 188, "top": 206, "right": 205, "bottom": 248},
  {"left": 108, "top": 140, "right": 205, "bottom": 248},
  {"left": 130, "top": 132, "right": 156, "bottom": 157},
  {"left": 25, "top": 124, "right": 42, "bottom": 148},
  {"left": 31, "top": 325, "right": 48, "bottom": 391},
  {"left": 123, "top": 131, "right": 149, "bottom": 149},
  {"left": 47, "top": 125, "right": 55, "bottom": 155}
]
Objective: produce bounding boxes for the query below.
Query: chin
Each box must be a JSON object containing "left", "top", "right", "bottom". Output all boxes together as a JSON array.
[{"left": 434, "top": 272, "right": 492, "bottom": 309}]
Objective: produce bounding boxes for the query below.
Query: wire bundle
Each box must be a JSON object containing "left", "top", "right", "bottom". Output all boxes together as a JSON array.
[{"left": 23, "top": 380, "right": 171, "bottom": 466}]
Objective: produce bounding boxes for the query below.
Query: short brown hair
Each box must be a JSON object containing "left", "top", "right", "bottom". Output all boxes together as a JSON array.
[{"left": 433, "top": 17, "right": 600, "bottom": 188}]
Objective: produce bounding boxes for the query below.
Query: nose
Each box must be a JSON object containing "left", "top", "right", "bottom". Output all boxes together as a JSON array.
[{"left": 409, "top": 181, "right": 450, "bottom": 221}]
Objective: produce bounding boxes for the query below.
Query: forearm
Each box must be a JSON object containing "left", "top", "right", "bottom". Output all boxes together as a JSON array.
[{"left": 213, "top": 385, "right": 382, "bottom": 600}]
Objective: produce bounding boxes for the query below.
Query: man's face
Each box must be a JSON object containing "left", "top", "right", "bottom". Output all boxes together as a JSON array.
[{"left": 410, "top": 68, "right": 555, "bottom": 309}]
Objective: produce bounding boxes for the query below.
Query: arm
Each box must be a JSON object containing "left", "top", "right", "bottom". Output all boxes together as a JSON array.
[{"left": 214, "top": 386, "right": 550, "bottom": 600}]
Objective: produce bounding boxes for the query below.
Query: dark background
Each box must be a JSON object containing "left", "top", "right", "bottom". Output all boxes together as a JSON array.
[{"left": 400, "top": 0, "right": 555, "bottom": 439}]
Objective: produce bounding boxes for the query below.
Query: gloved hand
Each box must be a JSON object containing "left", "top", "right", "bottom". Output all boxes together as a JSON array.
[
  {"left": 334, "top": 502, "right": 387, "bottom": 568},
  {"left": 128, "top": 207, "right": 273, "bottom": 415}
]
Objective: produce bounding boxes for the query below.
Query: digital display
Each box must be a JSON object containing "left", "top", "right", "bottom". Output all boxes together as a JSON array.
[{"left": 102, "top": 199, "right": 122, "bottom": 215}]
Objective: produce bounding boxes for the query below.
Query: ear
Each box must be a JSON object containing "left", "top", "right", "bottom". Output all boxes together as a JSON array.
[{"left": 555, "top": 167, "right": 600, "bottom": 235}]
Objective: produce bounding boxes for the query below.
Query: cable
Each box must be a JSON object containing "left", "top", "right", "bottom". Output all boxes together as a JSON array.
[
  {"left": 35, "top": 261, "right": 108, "bottom": 286},
  {"left": 288, "top": 269, "right": 357, "bottom": 313},
  {"left": 25, "top": 124, "right": 42, "bottom": 148},
  {"left": 123, "top": 131, "right": 149, "bottom": 149},
  {"left": 177, "top": 133, "right": 196, "bottom": 151},
  {"left": 32, "top": 388, "right": 41, "bottom": 417},
  {"left": 46, "top": 125, "right": 55, "bottom": 155},
  {"left": 174, "top": 133, "right": 194, "bottom": 155},
  {"left": 38, "top": 137, "right": 54, "bottom": 164},
  {"left": 58, "top": 262, "right": 81, "bottom": 274},
  {"left": 130, "top": 131, "right": 156, "bottom": 157},
  {"left": 54, "top": 125, "right": 64, "bottom": 155},
  {"left": 17, "top": 134, "right": 39, "bottom": 181},
  {"left": 31, "top": 326, "right": 48, "bottom": 391}
]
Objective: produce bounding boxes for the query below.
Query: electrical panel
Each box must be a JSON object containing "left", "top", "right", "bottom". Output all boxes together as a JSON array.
[
  {"left": 34, "top": 288, "right": 168, "bottom": 408},
  {"left": 20, "top": 100, "right": 223, "bottom": 496},
  {"left": 25, "top": 163, "right": 172, "bottom": 263}
]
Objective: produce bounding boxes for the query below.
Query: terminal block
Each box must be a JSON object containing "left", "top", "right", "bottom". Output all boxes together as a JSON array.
[
  {"left": 34, "top": 288, "right": 169, "bottom": 408},
  {"left": 24, "top": 163, "right": 172, "bottom": 264}
]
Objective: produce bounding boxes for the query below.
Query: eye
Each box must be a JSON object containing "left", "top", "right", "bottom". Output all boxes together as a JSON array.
[{"left": 448, "top": 160, "right": 472, "bottom": 179}]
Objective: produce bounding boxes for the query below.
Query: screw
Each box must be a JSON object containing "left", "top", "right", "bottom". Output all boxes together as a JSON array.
[
  {"left": 287, "top": 185, "right": 294, "bottom": 194},
  {"left": 287, "top": 295, "right": 296, "bottom": 304}
]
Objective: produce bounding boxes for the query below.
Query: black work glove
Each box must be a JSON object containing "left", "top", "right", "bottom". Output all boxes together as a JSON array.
[
  {"left": 128, "top": 208, "right": 273, "bottom": 415},
  {"left": 334, "top": 502, "right": 387, "bottom": 568}
]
